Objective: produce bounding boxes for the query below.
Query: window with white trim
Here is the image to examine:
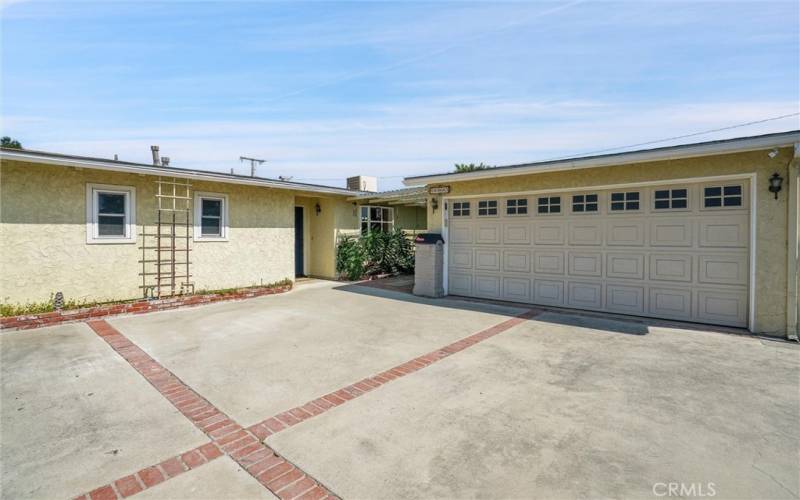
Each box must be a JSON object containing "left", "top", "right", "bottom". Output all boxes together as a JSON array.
[
  {"left": 506, "top": 198, "right": 527, "bottom": 215},
  {"left": 704, "top": 185, "right": 742, "bottom": 208},
  {"left": 86, "top": 183, "right": 136, "bottom": 244},
  {"left": 478, "top": 200, "right": 498, "bottom": 216},
  {"left": 360, "top": 205, "right": 394, "bottom": 234},
  {"left": 537, "top": 196, "right": 561, "bottom": 214},
  {"left": 654, "top": 188, "right": 688, "bottom": 209},
  {"left": 610, "top": 191, "right": 640, "bottom": 211},
  {"left": 452, "top": 201, "right": 470, "bottom": 216},
  {"left": 572, "top": 194, "right": 598, "bottom": 213},
  {"left": 194, "top": 192, "right": 229, "bottom": 240}
]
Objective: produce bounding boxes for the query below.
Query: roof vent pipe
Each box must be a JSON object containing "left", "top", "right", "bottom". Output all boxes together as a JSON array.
[
  {"left": 161, "top": 156, "right": 170, "bottom": 167},
  {"left": 150, "top": 145, "right": 161, "bottom": 166}
]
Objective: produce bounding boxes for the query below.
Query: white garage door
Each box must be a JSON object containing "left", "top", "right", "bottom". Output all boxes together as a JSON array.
[{"left": 446, "top": 180, "right": 750, "bottom": 327}]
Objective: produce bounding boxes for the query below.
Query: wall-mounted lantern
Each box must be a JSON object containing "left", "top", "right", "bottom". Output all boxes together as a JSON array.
[
  {"left": 315, "top": 202, "right": 322, "bottom": 215},
  {"left": 768, "top": 173, "right": 783, "bottom": 200},
  {"left": 430, "top": 197, "right": 439, "bottom": 212}
]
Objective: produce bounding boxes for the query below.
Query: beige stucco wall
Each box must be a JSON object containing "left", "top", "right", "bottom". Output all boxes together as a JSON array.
[
  {"left": 0, "top": 160, "right": 354, "bottom": 304},
  {"left": 424, "top": 147, "right": 795, "bottom": 336},
  {"left": 295, "top": 196, "right": 359, "bottom": 279},
  {"left": 394, "top": 205, "right": 427, "bottom": 231}
]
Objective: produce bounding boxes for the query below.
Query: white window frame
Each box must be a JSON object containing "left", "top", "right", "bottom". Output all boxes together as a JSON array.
[
  {"left": 194, "top": 192, "right": 229, "bottom": 241},
  {"left": 571, "top": 193, "right": 599, "bottom": 214},
  {"left": 477, "top": 200, "right": 498, "bottom": 217},
  {"left": 452, "top": 201, "right": 471, "bottom": 217},
  {"left": 85, "top": 183, "right": 136, "bottom": 244},
  {"left": 536, "top": 195, "right": 562, "bottom": 215},
  {"left": 505, "top": 198, "right": 528, "bottom": 216},
  {"left": 360, "top": 205, "right": 394, "bottom": 234},
  {"left": 702, "top": 184, "right": 744, "bottom": 210},
  {"left": 653, "top": 187, "right": 690, "bottom": 211},
  {"left": 609, "top": 191, "right": 641, "bottom": 212}
]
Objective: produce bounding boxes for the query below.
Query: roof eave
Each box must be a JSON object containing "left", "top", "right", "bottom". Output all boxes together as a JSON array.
[
  {"left": 403, "top": 130, "right": 800, "bottom": 186},
  {"left": 0, "top": 149, "right": 356, "bottom": 196}
]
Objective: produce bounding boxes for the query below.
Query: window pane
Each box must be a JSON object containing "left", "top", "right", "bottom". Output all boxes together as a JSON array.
[
  {"left": 673, "top": 189, "right": 687, "bottom": 198},
  {"left": 627, "top": 201, "right": 639, "bottom": 210},
  {"left": 538, "top": 198, "right": 548, "bottom": 205},
  {"left": 551, "top": 205, "right": 561, "bottom": 213},
  {"left": 98, "top": 193, "right": 125, "bottom": 214},
  {"left": 586, "top": 194, "right": 598, "bottom": 203},
  {"left": 724, "top": 185, "right": 742, "bottom": 196},
  {"left": 586, "top": 203, "right": 598, "bottom": 212},
  {"left": 517, "top": 206, "right": 527, "bottom": 215},
  {"left": 518, "top": 199, "right": 527, "bottom": 207},
  {"left": 705, "top": 197, "right": 722, "bottom": 207},
  {"left": 202, "top": 199, "right": 221, "bottom": 217},
  {"left": 654, "top": 190, "right": 669, "bottom": 199},
  {"left": 201, "top": 217, "right": 221, "bottom": 236},
  {"left": 611, "top": 202, "right": 624, "bottom": 211},
  {"left": 573, "top": 195, "right": 584, "bottom": 203},
  {"left": 705, "top": 187, "right": 721, "bottom": 197},
  {"left": 382, "top": 208, "right": 391, "bottom": 221},
  {"left": 488, "top": 200, "right": 497, "bottom": 208},
  {"left": 672, "top": 199, "right": 687, "bottom": 209},
  {"left": 628, "top": 192, "right": 640, "bottom": 201},
  {"left": 361, "top": 207, "right": 368, "bottom": 219},
  {"left": 370, "top": 222, "right": 382, "bottom": 233},
  {"left": 550, "top": 196, "right": 560, "bottom": 204},
  {"left": 724, "top": 196, "right": 742, "bottom": 207},
  {"left": 538, "top": 206, "right": 548, "bottom": 214},
  {"left": 573, "top": 204, "right": 584, "bottom": 212},
  {"left": 98, "top": 215, "right": 125, "bottom": 236},
  {"left": 370, "top": 207, "right": 381, "bottom": 220},
  {"left": 361, "top": 222, "right": 369, "bottom": 235},
  {"left": 507, "top": 199, "right": 517, "bottom": 207},
  {"left": 611, "top": 193, "right": 624, "bottom": 201},
  {"left": 654, "top": 200, "right": 670, "bottom": 209}
]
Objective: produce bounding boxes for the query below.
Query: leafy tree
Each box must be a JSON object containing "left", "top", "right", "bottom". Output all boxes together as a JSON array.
[
  {"left": 454, "top": 162, "right": 492, "bottom": 173},
  {"left": 1, "top": 137, "right": 22, "bottom": 149}
]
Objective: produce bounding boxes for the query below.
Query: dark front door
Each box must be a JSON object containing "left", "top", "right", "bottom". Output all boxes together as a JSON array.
[{"left": 294, "top": 206, "right": 305, "bottom": 277}]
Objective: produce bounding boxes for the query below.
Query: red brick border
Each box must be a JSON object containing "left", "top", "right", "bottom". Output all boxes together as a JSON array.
[
  {"left": 81, "top": 320, "right": 337, "bottom": 500},
  {"left": 247, "top": 309, "right": 540, "bottom": 438},
  {"left": 72, "top": 442, "right": 223, "bottom": 500},
  {"left": 75, "top": 308, "right": 539, "bottom": 499},
  {"left": 0, "top": 285, "right": 291, "bottom": 331}
]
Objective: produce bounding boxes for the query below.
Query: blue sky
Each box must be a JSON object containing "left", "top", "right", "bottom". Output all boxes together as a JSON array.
[{"left": 2, "top": 1, "right": 799, "bottom": 189}]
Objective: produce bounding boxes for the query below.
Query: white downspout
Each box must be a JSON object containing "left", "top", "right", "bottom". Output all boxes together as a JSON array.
[{"left": 786, "top": 143, "right": 799, "bottom": 341}]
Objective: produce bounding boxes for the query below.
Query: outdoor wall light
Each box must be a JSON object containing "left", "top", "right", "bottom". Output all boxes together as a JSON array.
[
  {"left": 431, "top": 197, "right": 439, "bottom": 212},
  {"left": 315, "top": 203, "right": 322, "bottom": 215},
  {"left": 768, "top": 173, "right": 783, "bottom": 200}
]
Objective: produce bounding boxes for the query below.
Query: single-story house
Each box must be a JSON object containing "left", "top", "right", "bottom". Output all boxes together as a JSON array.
[
  {"left": 0, "top": 148, "right": 426, "bottom": 305},
  {"left": 404, "top": 130, "right": 799, "bottom": 339}
]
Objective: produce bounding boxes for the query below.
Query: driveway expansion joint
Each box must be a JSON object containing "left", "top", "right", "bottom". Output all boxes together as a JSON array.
[{"left": 74, "top": 309, "right": 538, "bottom": 499}]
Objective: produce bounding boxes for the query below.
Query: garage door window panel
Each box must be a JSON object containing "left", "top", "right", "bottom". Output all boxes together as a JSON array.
[
  {"left": 572, "top": 194, "right": 599, "bottom": 214},
  {"left": 452, "top": 201, "right": 471, "bottom": 217},
  {"left": 506, "top": 198, "right": 528, "bottom": 216},
  {"left": 478, "top": 200, "right": 498, "bottom": 217},
  {"left": 653, "top": 188, "right": 689, "bottom": 211},
  {"left": 610, "top": 191, "right": 640, "bottom": 212},
  {"left": 537, "top": 196, "right": 561, "bottom": 214},
  {"left": 703, "top": 185, "right": 743, "bottom": 209}
]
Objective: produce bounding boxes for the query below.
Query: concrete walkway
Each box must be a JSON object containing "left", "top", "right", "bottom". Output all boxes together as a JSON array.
[{"left": 1, "top": 280, "right": 798, "bottom": 499}]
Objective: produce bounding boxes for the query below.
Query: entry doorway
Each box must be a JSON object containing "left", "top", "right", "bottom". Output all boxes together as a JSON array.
[{"left": 294, "top": 206, "right": 305, "bottom": 277}]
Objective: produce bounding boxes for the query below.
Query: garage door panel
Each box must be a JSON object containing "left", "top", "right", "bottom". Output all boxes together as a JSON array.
[
  {"left": 567, "top": 281, "right": 603, "bottom": 309},
  {"left": 605, "top": 284, "right": 645, "bottom": 314},
  {"left": 448, "top": 273, "right": 472, "bottom": 295},
  {"left": 650, "top": 220, "right": 693, "bottom": 247},
  {"left": 533, "top": 279, "right": 565, "bottom": 306},
  {"left": 568, "top": 221, "right": 603, "bottom": 246},
  {"left": 695, "top": 289, "right": 747, "bottom": 326},
  {"left": 533, "top": 221, "right": 565, "bottom": 245},
  {"left": 474, "top": 249, "right": 501, "bottom": 271},
  {"left": 649, "top": 254, "right": 693, "bottom": 282},
  {"left": 607, "top": 220, "right": 645, "bottom": 246},
  {"left": 503, "top": 223, "right": 531, "bottom": 245},
  {"left": 475, "top": 223, "right": 501, "bottom": 244},
  {"left": 699, "top": 218, "right": 747, "bottom": 248},
  {"left": 449, "top": 247, "right": 473, "bottom": 270},
  {"left": 503, "top": 277, "right": 531, "bottom": 302},
  {"left": 503, "top": 250, "right": 531, "bottom": 273},
  {"left": 533, "top": 251, "right": 565, "bottom": 275},
  {"left": 698, "top": 254, "right": 748, "bottom": 286},
  {"left": 568, "top": 252, "right": 602, "bottom": 277},
  {"left": 473, "top": 275, "right": 501, "bottom": 299},
  {"left": 606, "top": 253, "right": 645, "bottom": 280},
  {"left": 449, "top": 223, "right": 473, "bottom": 245},
  {"left": 648, "top": 287, "right": 692, "bottom": 320}
]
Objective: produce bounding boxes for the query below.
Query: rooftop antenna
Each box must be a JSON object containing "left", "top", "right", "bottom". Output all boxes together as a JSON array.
[{"left": 240, "top": 156, "right": 266, "bottom": 177}]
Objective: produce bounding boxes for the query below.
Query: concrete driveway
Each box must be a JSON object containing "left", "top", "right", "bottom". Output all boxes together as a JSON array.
[{"left": 1, "top": 280, "right": 798, "bottom": 500}]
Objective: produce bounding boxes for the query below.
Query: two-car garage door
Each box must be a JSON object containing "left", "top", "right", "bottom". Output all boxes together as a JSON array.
[{"left": 446, "top": 180, "right": 750, "bottom": 327}]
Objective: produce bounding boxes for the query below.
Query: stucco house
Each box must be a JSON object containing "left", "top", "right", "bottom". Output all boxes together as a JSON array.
[
  {"left": 0, "top": 148, "right": 426, "bottom": 305},
  {"left": 404, "top": 130, "right": 799, "bottom": 339}
]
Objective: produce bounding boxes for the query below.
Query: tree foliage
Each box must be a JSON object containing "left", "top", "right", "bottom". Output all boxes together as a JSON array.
[
  {"left": 1, "top": 136, "right": 22, "bottom": 149},
  {"left": 454, "top": 162, "right": 492, "bottom": 173},
  {"left": 335, "top": 228, "right": 415, "bottom": 280}
]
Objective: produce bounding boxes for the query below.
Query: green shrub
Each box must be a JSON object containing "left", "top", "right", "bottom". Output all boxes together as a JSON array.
[{"left": 336, "top": 229, "right": 414, "bottom": 280}]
